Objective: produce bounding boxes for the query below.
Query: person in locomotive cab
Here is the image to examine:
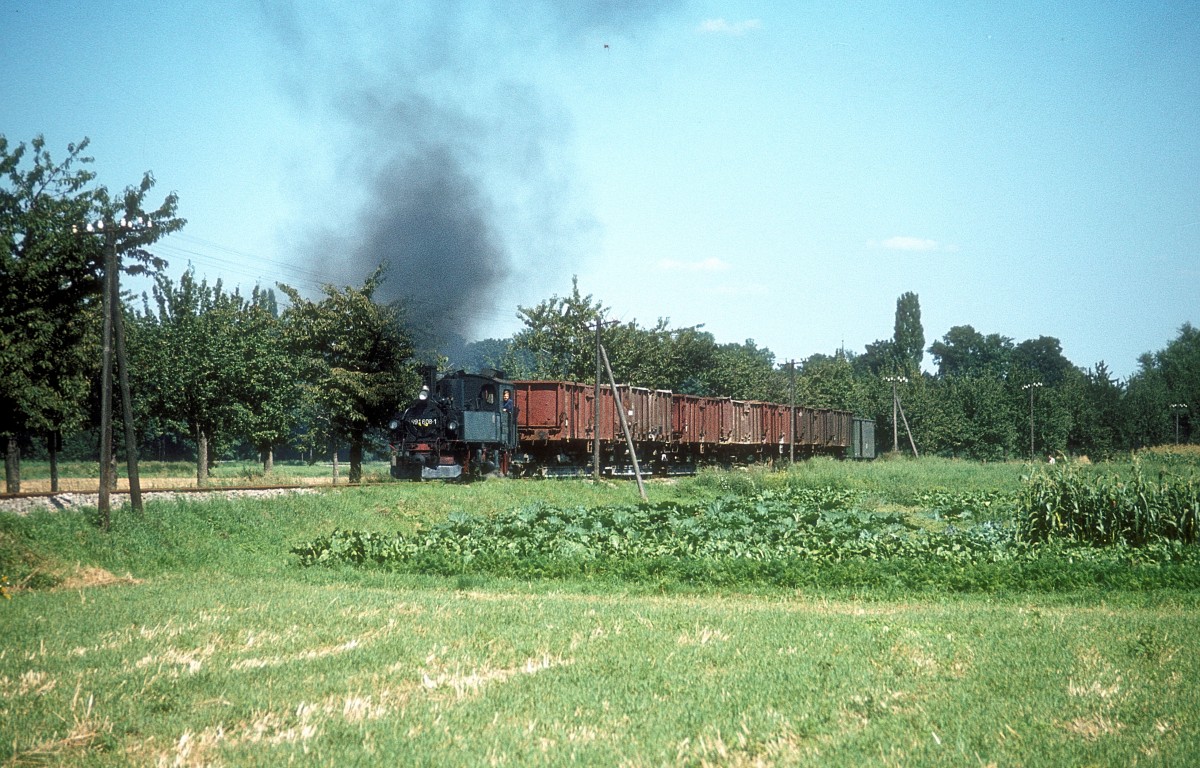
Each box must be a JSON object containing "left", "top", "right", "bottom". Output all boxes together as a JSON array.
[{"left": 501, "top": 389, "right": 514, "bottom": 414}]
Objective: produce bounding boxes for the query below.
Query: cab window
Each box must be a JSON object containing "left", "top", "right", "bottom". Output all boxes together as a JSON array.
[{"left": 479, "top": 384, "right": 496, "bottom": 407}]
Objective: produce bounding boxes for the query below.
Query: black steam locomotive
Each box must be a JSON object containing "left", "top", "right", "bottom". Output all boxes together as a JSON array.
[{"left": 388, "top": 368, "right": 517, "bottom": 480}]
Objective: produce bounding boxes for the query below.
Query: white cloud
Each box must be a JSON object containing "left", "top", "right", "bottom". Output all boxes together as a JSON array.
[
  {"left": 658, "top": 257, "right": 731, "bottom": 272},
  {"left": 879, "top": 236, "right": 942, "bottom": 252},
  {"left": 698, "top": 18, "right": 762, "bottom": 36}
]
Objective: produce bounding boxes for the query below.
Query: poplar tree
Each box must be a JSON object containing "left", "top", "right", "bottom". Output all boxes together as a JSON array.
[{"left": 893, "top": 291, "right": 924, "bottom": 370}]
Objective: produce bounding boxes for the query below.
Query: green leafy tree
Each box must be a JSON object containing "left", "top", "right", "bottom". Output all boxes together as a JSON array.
[
  {"left": 1060, "top": 362, "right": 1123, "bottom": 458},
  {"left": 932, "top": 376, "right": 1018, "bottom": 460},
  {"left": 1010, "top": 336, "right": 1074, "bottom": 386},
  {"left": 1, "top": 137, "right": 100, "bottom": 491},
  {"left": 503, "top": 277, "right": 605, "bottom": 381},
  {"left": 279, "top": 267, "right": 415, "bottom": 483},
  {"left": 664, "top": 325, "right": 720, "bottom": 395},
  {"left": 1124, "top": 355, "right": 1170, "bottom": 448},
  {"left": 708, "top": 339, "right": 780, "bottom": 401},
  {"left": 603, "top": 320, "right": 723, "bottom": 395},
  {"left": 1, "top": 134, "right": 181, "bottom": 491},
  {"left": 240, "top": 287, "right": 303, "bottom": 473},
  {"left": 928, "top": 325, "right": 1014, "bottom": 378},
  {"left": 796, "top": 352, "right": 862, "bottom": 411},
  {"left": 130, "top": 271, "right": 252, "bottom": 484},
  {"left": 601, "top": 320, "right": 670, "bottom": 389},
  {"left": 854, "top": 338, "right": 898, "bottom": 378},
  {"left": 893, "top": 291, "right": 924, "bottom": 370},
  {"left": 1124, "top": 323, "right": 1200, "bottom": 446}
]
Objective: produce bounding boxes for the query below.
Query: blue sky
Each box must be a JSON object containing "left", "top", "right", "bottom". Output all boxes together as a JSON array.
[{"left": 3, "top": 0, "right": 1197, "bottom": 379}]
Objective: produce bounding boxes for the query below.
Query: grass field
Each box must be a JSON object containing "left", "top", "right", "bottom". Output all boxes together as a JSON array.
[{"left": 2, "top": 457, "right": 1199, "bottom": 766}]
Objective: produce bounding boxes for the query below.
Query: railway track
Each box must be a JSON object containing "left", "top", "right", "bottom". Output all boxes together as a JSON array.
[{"left": 0, "top": 483, "right": 335, "bottom": 515}]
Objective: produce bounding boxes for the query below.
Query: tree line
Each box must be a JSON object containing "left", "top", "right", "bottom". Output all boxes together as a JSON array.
[
  {"left": 2, "top": 136, "right": 413, "bottom": 489},
  {"left": 3, "top": 137, "right": 1197, "bottom": 492},
  {"left": 479, "top": 283, "right": 1197, "bottom": 462}
]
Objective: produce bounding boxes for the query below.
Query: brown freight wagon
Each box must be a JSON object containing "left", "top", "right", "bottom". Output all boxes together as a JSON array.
[
  {"left": 512, "top": 380, "right": 674, "bottom": 476},
  {"left": 393, "top": 371, "right": 870, "bottom": 480},
  {"left": 671, "top": 395, "right": 712, "bottom": 445}
]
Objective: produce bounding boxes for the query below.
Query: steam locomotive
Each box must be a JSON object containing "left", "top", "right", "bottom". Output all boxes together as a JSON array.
[
  {"left": 388, "top": 369, "right": 518, "bottom": 480},
  {"left": 389, "top": 368, "right": 874, "bottom": 480}
]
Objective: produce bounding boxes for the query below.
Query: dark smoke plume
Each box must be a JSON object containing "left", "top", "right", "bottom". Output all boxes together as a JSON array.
[{"left": 261, "top": 1, "right": 674, "bottom": 350}]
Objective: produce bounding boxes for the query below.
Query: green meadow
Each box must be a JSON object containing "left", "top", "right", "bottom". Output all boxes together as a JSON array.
[{"left": 2, "top": 457, "right": 1199, "bottom": 766}]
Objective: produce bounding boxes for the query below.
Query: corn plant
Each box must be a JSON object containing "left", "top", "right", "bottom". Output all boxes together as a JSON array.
[{"left": 1020, "top": 459, "right": 1199, "bottom": 546}]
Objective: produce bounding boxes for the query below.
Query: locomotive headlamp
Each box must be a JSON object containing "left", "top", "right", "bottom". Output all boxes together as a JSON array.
[
  {"left": 389, "top": 419, "right": 400, "bottom": 431},
  {"left": 418, "top": 386, "right": 430, "bottom": 401}
]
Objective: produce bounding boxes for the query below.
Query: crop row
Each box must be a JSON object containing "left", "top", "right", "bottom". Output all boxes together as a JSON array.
[
  {"left": 292, "top": 485, "right": 1200, "bottom": 591},
  {"left": 1020, "top": 461, "right": 1199, "bottom": 546}
]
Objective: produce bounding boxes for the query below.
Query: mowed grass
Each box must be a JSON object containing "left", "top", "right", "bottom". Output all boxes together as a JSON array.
[{"left": 3, "top": 459, "right": 1200, "bottom": 765}]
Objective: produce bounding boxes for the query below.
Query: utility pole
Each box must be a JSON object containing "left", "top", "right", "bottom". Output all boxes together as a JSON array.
[
  {"left": 593, "top": 316, "right": 602, "bottom": 483},
  {"left": 1023, "top": 382, "right": 1043, "bottom": 461},
  {"left": 80, "top": 217, "right": 152, "bottom": 527},
  {"left": 882, "top": 375, "right": 918, "bottom": 458},
  {"left": 599, "top": 344, "right": 646, "bottom": 501},
  {"left": 111, "top": 237, "right": 143, "bottom": 514},
  {"left": 97, "top": 224, "right": 116, "bottom": 529},
  {"left": 883, "top": 375, "right": 906, "bottom": 454},
  {"left": 788, "top": 360, "right": 796, "bottom": 464}
]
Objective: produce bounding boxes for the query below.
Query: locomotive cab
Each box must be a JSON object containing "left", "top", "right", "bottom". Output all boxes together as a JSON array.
[{"left": 389, "top": 369, "right": 517, "bottom": 480}]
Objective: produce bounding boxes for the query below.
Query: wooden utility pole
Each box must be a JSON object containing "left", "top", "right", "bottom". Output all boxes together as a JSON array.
[
  {"left": 788, "top": 360, "right": 796, "bottom": 464},
  {"left": 593, "top": 317, "right": 602, "bottom": 483},
  {"left": 1022, "top": 382, "right": 1043, "bottom": 461},
  {"left": 98, "top": 226, "right": 117, "bottom": 528},
  {"left": 884, "top": 375, "right": 904, "bottom": 454},
  {"left": 90, "top": 218, "right": 149, "bottom": 526},
  {"left": 883, "top": 375, "right": 918, "bottom": 458},
  {"left": 599, "top": 345, "right": 646, "bottom": 501},
  {"left": 112, "top": 262, "right": 143, "bottom": 514},
  {"left": 1171, "top": 403, "right": 1189, "bottom": 445}
]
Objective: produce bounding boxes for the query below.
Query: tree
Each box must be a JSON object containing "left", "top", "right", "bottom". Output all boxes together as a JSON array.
[
  {"left": 796, "top": 352, "right": 862, "bottom": 411},
  {"left": 1152, "top": 323, "right": 1200, "bottom": 443},
  {"left": 1, "top": 134, "right": 181, "bottom": 492},
  {"left": 928, "top": 325, "right": 1014, "bottom": 379},
  {"left": 933, "top": 376, "right": 1018, "bottom": 460},
  {"left": 708, "top": 339, "right": 780, "bottom": 401},
  {"left": 1062, "top": 362, "right": 1123, "bottom": 458},
  {"left": 1010, "top": 336, "right": 1074, "bottom": 386},
  {"left": 854, "top": 338, "right": 899, "bottom": 378},
  {"left": 604, "top": 320, "right": 723, "bottom": 395},
  {"left": 1, "top": 136, "right": 99, "bottom": 491},
  {"left": 664, "top": 325, "right": 719, "bottom": 395},
  {"left": 893, "top": 291, "right": 924, "bottom": 370},
  {"left": 239, "top": 287, "right": 303, "bottom": 474},
  {"left": 130, "top": 271, "right": 252, "bottom": 484},
  {"left": 279, "top": 267, "right": 415, "bottom": 483},
  {"left": 1125, "top": 323, "right": 1200, "bottom": 446},
  {"left": 503, "top": 277, "right": 605, "bottom": 381}
]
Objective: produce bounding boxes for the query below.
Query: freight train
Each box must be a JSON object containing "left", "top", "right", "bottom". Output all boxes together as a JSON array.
[{"left": 388, "top": 368, "right": 875, "bottom": 480}]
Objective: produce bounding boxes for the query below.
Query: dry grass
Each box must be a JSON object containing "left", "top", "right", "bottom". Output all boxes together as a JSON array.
[
  {"left": 56, "top": 566, "right": 142, "bottom": 591},
  {"left": 5, "top": 686, "right": 112, "bottom": 766}
]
